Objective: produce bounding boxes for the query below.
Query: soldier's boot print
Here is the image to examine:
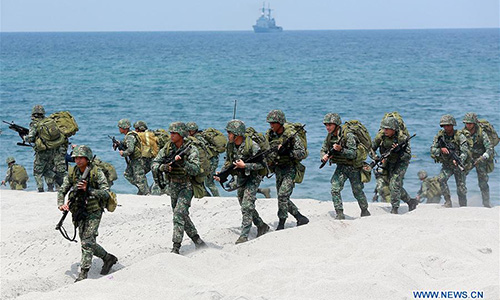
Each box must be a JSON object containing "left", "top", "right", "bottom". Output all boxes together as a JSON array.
[
  {"left": 276, "top": 218, "right": 286, "bottom": 230},
  {"left": 258, "top": 188, "right": 271, "bottom": 198},
  {"left": 390, "top": 207, "right": 398, "bottom": 214},
  {"left": 407, "top": 198, "right": 418, "bottom": 211},
  {"left": 191, "top": 235, "right": 207, "bottom": 249},
  {"left": 75, "top": 268, "right": 89, "bottom": 283},
  {"left": 235, "top": 236, "right": 248, "bottom": 244},
  {"left": 171, "top": 243, "right": 181, "bottom": 254},
  {"left": 335, "top": 209, "right": 345, "bottom": 220},
  {"left": 100, "top": 253, "right": 118, "bottom": 275},
  {"left": 360, "top": 208, "right": 371, "bottom": 217},
  {"left": 293, "top": 212, "right": 309, "bottom": 226},
  {"left": 47, "top": 184, "right": 54, "bottom": 192},
  {"left": 443, "top": 195, "right": 452, "bottom": 208},
  {"left": 257, "top": 223, "right": 270, "bottom": 237}
]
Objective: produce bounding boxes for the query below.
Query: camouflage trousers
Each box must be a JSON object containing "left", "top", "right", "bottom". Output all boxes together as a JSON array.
[
  {"left": 236, "top": 175, "right": 265, "bottom": 238},
  {"left": 374, "top": 172, "right": 391, "bottom": 203},
  {"left": 471, "top": 159, "right": 490, "bottom": 206},
  {"left": 438, "top": 164, "right": 467, "bottom": 206},
  {"left": 33, "top": 148, "right": 56, "bottom": 190},
  {"left": 77, "top": 211, "right": 107, "bottom": 269},
  {"left": 383, "top": 161, "right": 411, "bottom": 209},
  {"left": 9, "top": 181, "right": 27, "bottom": 190},
  {"left": 204, "top": 156, "right": 220, "bottom": 197},
  {"left": 170, "top": 181, "right": 198, "bottom": 244},
  {"left": 53, "top": 143, "right": 68, "bottom": 187},
  {"left": 330, "top": 164, "right": 368, "bottom": 211},
  {"left": 274, "top": 165, "right": 299, "bottom": 219},
  {"left": 124, "top": 158, "right": 150, "bottom": 195}
]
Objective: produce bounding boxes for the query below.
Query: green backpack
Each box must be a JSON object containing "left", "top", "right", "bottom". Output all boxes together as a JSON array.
[
  {"left": 342, "top": 120, "right": 372, "bottom": 166},
  {"left": 35, "top": 118, "right": 66, "bottom": 150},
  {"left": 153, "top": 129, "right": 170, "bottom": 150},
  {"left": 49, "top": 111, "right": 79, "bottom": 137},
  {"left": 11, "top": 164, "right": 28, "bottom": 183},
  {"left": 93, "top": 158, "right": 118, "bottom": 185},
  {"left": 283, "top": 122, "right": 308, "bottom": 159},
  {"left": 201, "top": 128, "right": 228, "bottom": 154},
  {"left": 244, "top": 127, "right": 270, "bottom": 153},
  {"left": 381, "top": 111, "right": 410, "bottom": 137},
  {"left": 477, "top": 119, "right": 499, "bottom": 147},
  {"left": 186, "top": 136, "right": 212, "bottom": 180}
]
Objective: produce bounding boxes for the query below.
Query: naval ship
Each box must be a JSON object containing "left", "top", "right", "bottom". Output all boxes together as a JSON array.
[{"left": 253, "top": 3, "right": 283, "bottom": 33}]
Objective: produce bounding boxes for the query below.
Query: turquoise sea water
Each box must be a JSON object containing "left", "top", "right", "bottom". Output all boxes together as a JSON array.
[{"left": 1, "top": 29, "right": 499, "bottom": 204}]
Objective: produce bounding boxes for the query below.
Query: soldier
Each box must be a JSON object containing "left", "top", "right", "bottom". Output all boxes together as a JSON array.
[
  {"left": 151, "top": 122, "right": 206, "bottom": 254},
  {"left": 372, "top": 169, "right": 391, "bottom": 203},
  {"left": 1, "top": 157, "right": 28, "bottom": 190},
  {"left": 24, "top": 105, "right": 56, "bottom": 192},
  {"left": 320, "top": 113, "right": 371, "bottom": 219},
  {"left": 133, "top": 120, "right": 153, "bottom": 176},
  {"left": 416, "top": 170, "right": 443, "bottom": 204},
  {"left": 215, "top": 120, "right": 269, "bottom": 244},
  {"left": 265, "top": 110, "right": 309, "bottom": 229},
  {"left": 117, "top": 119, "right": 150, "bottom": 195},
  {"left": 57, "top": 145, "right": 118, "bottom": 282},
  {"left": 463, "top": 113, "right": 494, "bottom": 208},
  {"left": 430, "top": 115, "right": 469, "bottom": 207},
  {"left": 187, "top": 122, "right": 220, "bottom": 197},
  {"left": 371, "top": 117, "right": 417, "bottom": 214}
]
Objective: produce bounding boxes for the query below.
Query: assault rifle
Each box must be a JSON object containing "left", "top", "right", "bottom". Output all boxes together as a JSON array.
[
  {"left": 437, "top": 135, "right": 466, "bottom": 172},
  {"left": 108, "top": 135, "right": 129, "bottom": 164},
  {"left": 56, "top": 155, "right": 96, "bottom": 242},
  {"left": 276, "top": 124, "right": 306, "bottom": 156},
  {"left": 319, "top": 134, "right": 344, "bottom": 169},
  {"left": 3, "top": 120, "right": 32, "bottom": 147},
  {"left": 153, "top": 142, "right": 192, "bottom": 189},
  {"left": 370, "top": 134, "right": 416, "bottom": 170}
]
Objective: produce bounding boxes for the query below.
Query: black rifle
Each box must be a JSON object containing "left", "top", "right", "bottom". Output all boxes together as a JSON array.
[
  {"left": 56, "top": 155, "right": 96, "bottom": 242},
  {"left": 3, "top": 120, "right": 32, "bottom": 147},
  {"left": 108, "top": 135, "right": 130, "bottom": 164},
  {"left": 437, "top": 135, "right": 466, "bottom": 172},
  {"left": 319, "top": 133, "right": 344, "bottom": 169},
  {"left": 153, "top": 142, "right": 192, "bottom": 189},
  {"left": 276, "top": 124, "right": 306, "bottom": 156},
  {"left": 370, "top": 134, "right": 416, "bottom": 170}
]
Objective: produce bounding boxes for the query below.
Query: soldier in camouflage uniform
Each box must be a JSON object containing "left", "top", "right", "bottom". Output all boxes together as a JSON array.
[
  {"left": 463, "top": 113, "right": 494, "bottom": 208},
  {"left": 1, "top": 157, "right": 28, "bottom": 190},
  {"left": 57, "top": 145, "right": 117, "bottom": 282},
  {"left": 265, "top": 110, "right": 309, "bottom": 229},
  {"left": 215, "top": 120, "right": 269, "bottom": 244},
  {"left": 24, "top": 105, "right": 56, "bottom": 192},
  {"left": 371, "top": 117, "right": 417, "bottom": 214},
  {"left": 372, "top": 169, "right": 391, "bottom": 203},
  {"left": 151, "top": 122, "right": 206, "bottom": 254},
  {"left": 416, "top": 170, "right": 442, "bottom": 204},
  {"left": 430, "top": 115, "right": 470, "bottom": 207},
  {"left": 187, "top": 122, "right": 220, "bottom": 197},
  {"left": 320, "top": 113, "right": 371, "bottom": 219},
  {"left": 117, "top": 119, "right": 150, "bottom": 195},
  {"left": 133, "top": 120, "right": 153, "bottom": 176}
]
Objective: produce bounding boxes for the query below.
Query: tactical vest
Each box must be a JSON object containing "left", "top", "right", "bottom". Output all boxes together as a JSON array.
[
  {"left": 325, "top": 130, "right": 356, "bottom": 166},
  {"left": 125, "top": 131, "right": 142, "bottom": 159},
  {"left": 162, "top": 141, "right": 189, "bottom": 180},
  {"left": 432, "top": 129, "right": 472, "bottom": 168},
  {"left": 69, "top": 166, "right": 103, "bottom": 213},
  {"left": 376, "top": 131, "right": 407, "bottom": 164},
  {"left": 267, "top": 130, "right": 294, "bottom": 166}
]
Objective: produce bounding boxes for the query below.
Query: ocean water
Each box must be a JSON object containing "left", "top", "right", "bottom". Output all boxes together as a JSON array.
[{"left": 1, "top": 29, "right": 499, "bottom": 205}]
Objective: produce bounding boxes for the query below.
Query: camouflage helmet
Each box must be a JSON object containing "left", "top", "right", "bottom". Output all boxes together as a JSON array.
[
  {"left": 186, "top": 122, "right": 199, "bottom": 132},
  {"left": 118, "top": 118, "right": 131, "bottom": 129},
  {"left": 71, "top": 145, "right": 93, "bottom": 160},
  {"left": 225, "top": 119, "right": 246, "bottom": 136},
  {"left": 462, "top": 112, "right": 478, "bottom": 124},
  {"left": 323, "top": 113, "right": 341, "bottom": 125},
  {"left": 168, "top": 121, "right": 188, "bottom": 138},
  {"left": 6, "top": 156, "right": 15, "bottom": 164},
  {"left": 381, "top": 117, "right": 399, "bottom": 131},
  {"left": 439, "top": 114, "right": 456, "bottom": 127},
  {"left": 417, "top": 170, "right": 428, "bottom": 180},
  {"left": 266, "top": 110, "right": 286, "bottom": 124},
  {"left": 31, "top": 105, "right": 45, "bottom": 116},
  {"left": 133, "top": 120, "right": 148, "bottom": 131}
]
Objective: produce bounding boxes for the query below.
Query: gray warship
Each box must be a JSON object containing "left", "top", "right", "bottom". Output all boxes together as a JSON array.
[{"left": 253, "top": 3, "right": 283, "bottom": 33}]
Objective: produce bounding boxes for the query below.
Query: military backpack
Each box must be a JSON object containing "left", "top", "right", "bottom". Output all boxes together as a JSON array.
[
  {"left": 11, "top": 164, "right": 29, "bottom": 184},
  {"left": 329, "top": 120, "right": 371, "bottom": 168},
  {"left": 136, "top": 131, "right": 159, "bottom": 158},
  {"left": 153, "top": 129, "right": 170, "bottom": 150},
  {"left": 49, "top": 111, "right": 79, "bottom": 137},
  {"left": 93, "top": 158, "right": 118, "bottom": 184},
  {"left": 381, "top": 111, "right": 410, "bottom": 137},
  {"left": 283, "top": 122, "right": 308, "bottom": 160},
  {"left": 201, "top": 128, "right": 228, "bottom": 154},
  {"left": 35, "top": 117, "right": 66, "bottom": 150},
  {"left": 477, "top": 119, "right": 499, "bottom": 147}
]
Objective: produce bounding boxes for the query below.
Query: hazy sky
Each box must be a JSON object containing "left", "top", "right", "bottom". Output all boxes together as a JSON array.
[{"left": 1, "top": 0, "right": 498, "bottom": 32}]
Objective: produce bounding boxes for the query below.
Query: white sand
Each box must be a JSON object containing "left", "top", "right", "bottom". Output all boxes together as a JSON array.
[{"left": 1, "top": 189, "right": 498, "bottom": 300}]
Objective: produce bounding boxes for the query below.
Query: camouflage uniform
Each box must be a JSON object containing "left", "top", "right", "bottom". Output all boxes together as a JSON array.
[
  {"left": 371, "top": 117, "right": 414, "bottom": 213},
  {"left": 118, "top": 119, "right": 150, "bottom": 195},
  {"left": 266, "top": 110, "right": 309, "bottom": 228},
  {"left": 222, "top": 120, "right": 268, "bottom": 243},
  {"left": 57, "top": 145, "right": 117, "bottom": 281},
  {"left": 416, "top": 170, "right": 442, "bottom": 204},
  {"left": 463, "top": 113, "right": 494, "bottom": 207},
  {"left": 2, "top": 157, "right": 28, "bottom": 190},
  {"left": 321, "top": 113, "right": 370, "bottom": 218},
  {"left": 151, "top": 122, "right": 205, "bottom": 253},
  {"left": 430, "top": 115, "right": 469, "bottom": 207},
  {"left": 373, "top": 169, "right": 391, "bottom": 203},
  {"left": 24, "top": 105, "right": 56, "bottom": 191},
  {"left": 133, "top": 120, "right": 153, "bottom": 177}
]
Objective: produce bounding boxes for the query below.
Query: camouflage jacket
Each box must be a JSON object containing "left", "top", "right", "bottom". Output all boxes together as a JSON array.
[
  {"left": 371, "top": 130, "right": 411, "bottom": 164},
  {"left": 24, "top": 117, "right": 42, "bottom": 144},
  {"left": 320, "top": 127, "right": 357, "bottom": 165},
  {"left": 430, "top": 130, "right": 469, "bottom": 166},
  {"left": 266, "top": 128, "right": 307, "bottom": 167},
  {"left": 151, "top": 139, "right": 200, "bottom": 179},
  {"left": 467, "top": 126, "right": 494, "bottom": 160},
  {"left": 223, "top": 138, "right": 265, "bottom": 177},
  {"left": 121, "top": 131, "right": 141, "bottom": 160}
]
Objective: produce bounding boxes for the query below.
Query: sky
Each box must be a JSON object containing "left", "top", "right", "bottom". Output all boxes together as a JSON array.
[{"left": 1, "top": 0, "right": 499, "bottom": 32}]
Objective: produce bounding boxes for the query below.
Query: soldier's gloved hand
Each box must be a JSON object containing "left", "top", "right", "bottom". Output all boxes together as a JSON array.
[{"left": 159, "top": 164, "right": 168, "bottom": 172}]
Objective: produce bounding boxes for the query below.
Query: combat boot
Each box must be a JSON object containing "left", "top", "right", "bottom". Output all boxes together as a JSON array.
[
  {"left": 335, "top": 209, "right": 345, "bottom": 220},
  {"left": 171, "top": 243, "right": 181, "bottom": 254},
  {"left": 38, "top": 188, "right": 44, "bottom": 193},
  {"left": 257, "top": 223, "right": 270, "bottom": 237},
  {"left": 75, "top": 268, "right": 89, "bottom": 283},
  {"left": 100, "top": 253, "right": 118, "bottom": 275},
  {"left": 408, "top": 198, "right": 418, "bottom": 211},
  {"left": 293, "top": 212, "right": 309, "bottom": 226},
  {"left": 47, "top": 184, "right": 54, "bottom": 192},
  {"left": 360, "top": 208, "right": 371, "bottom": 217},
  {"left": 443, "top": 195, "right": 452, "bottom": 208},
  {"left": 276, "top": 218, "right": 286, "bottom": 230},
  {"left": 235, "top": 236, "right": 248, "bottom": 244},
  {"left": 191, "top": 235, "right": 207, "bottom": 249},
  {"left": 259, "top": 188, "right": 271, "bottom": 198},
  {"left": 482, "top": 190, "right": 491, "bottom": 208},
  {"left": 390, "top": 207, "right": 398, "bottom": 214}
]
